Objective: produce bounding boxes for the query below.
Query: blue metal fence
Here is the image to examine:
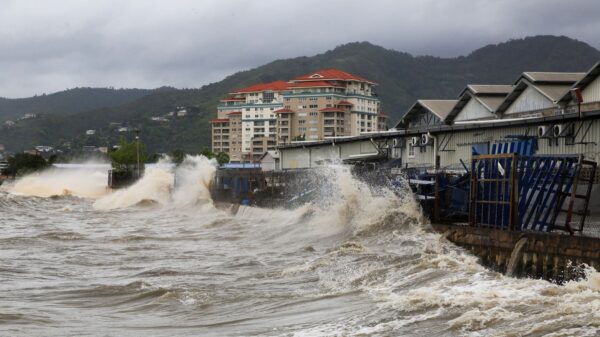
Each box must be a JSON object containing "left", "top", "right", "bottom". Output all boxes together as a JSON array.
[{"left": 469, "top": 153, "right": 595, "bottom": 234}]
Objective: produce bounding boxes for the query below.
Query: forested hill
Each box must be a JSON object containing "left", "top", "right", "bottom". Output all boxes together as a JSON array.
[
  {"left": 0, "top": 87, "right": 160, "bottom": 122},
  {"left": 1, "top": 35, "right": 599, "bottom": 153}
]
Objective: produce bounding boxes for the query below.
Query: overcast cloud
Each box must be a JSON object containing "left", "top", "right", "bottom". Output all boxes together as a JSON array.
[{"left": 1, "top": 0, "right": 600, "bottom": 98}]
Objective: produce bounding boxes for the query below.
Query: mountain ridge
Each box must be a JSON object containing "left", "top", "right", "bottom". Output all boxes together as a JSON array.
[{"left": 1, "top": 35, "right": 599, "bottom": 153}]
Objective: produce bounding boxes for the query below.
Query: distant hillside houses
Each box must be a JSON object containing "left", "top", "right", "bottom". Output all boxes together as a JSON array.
[
  {"left": 211, "top": 68, "right": 386, "bottom": 162},
  {"left": 18, "top": 113, "right": 38, "bottom": 120},
  {"left": 151, "top": 116, "right": 169, "bottom": 122}
]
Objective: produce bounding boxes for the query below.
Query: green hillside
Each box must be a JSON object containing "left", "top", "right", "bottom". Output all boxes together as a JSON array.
[
  {"left": 0, "top": 87, "right": 161, "bottom": 122},
  {"left": 1, "top": 35, "right": 599, "bottom": 153}
]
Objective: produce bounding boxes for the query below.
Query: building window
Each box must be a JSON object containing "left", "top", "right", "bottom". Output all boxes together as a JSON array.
[
  {"left": 309, "top": 112, "right": 318, "bottom": 116},
  {"left": 263, "top": 92, "right": 274, "bottom": 103},
  {"left": 309, "top": 104, "right": 318, "bottom": 109},
  {"left": 408, "top": 143, "right": 415, "bottom": 158}
]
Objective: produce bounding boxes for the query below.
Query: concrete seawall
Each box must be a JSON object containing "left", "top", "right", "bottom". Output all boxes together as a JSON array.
[{"left": 432, "top": 224, "right": 600, "bottom": 282}]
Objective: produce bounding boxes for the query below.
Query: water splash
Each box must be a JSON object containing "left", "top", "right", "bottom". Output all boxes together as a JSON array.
[
  {"left": 93, "top": 155, "right": 217, "bottom": 210},
  {"left": 4, "top": 163, "right": 109, "bottom": 198}
]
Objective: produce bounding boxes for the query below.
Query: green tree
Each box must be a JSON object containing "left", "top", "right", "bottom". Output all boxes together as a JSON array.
[
  {"left": 198, "top": 147, "right": 229, "bottom": 164},
  {"left": 214, "top": 152, "right": 230, "bottom": 165},
  {"left": 109, "top": 138, "right": 147, "bottom": 170},
  {"left": 6, "top": 153, "right": 48, "bottom": 177},
  {"left": 199, "top": 147, "right": 213, "bottom": 159}
]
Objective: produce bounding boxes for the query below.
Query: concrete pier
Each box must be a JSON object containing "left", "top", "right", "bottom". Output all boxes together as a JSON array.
[{"left": 433, "top": 224, "right": 600, "bottom": 282}]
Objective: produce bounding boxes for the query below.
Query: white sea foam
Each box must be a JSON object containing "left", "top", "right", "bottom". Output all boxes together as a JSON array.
[{"left": 4, "top": 163, "right": 109, "bottom": 198}]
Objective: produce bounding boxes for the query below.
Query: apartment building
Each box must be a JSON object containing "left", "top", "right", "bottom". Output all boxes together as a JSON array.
[
  {"left": 211, "top": 69, "right": 384, "bottom": 162},
  {"left": 277, "top": 69, "right": 381, "bottom": 143},
  {"left": 212, "top": 81, "right": 287, "bottom": 162}
]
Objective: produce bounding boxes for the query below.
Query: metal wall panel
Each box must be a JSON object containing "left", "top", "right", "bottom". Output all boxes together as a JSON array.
[
  {"left": 281, "top": 148, "right": 310, "bottom": 169},
  {"left": 437, "top": 120, "right": 600, "bottom": 170},
  {"left": 455, "top": 98, "right": 494, "bottom": 121},
  {"left": 583, "top": 76, "right": 600, "bottom": 103},
  {"left": 505, "top": 86, "right": 554, "bottom": 115},
  {"left": 310, "top": 146, "right": 340, "bottom": 167}
]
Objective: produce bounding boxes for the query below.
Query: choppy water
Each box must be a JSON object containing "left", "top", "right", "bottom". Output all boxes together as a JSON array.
[{"left": 1, "top": 156, "right": 600, "bottom": 337}]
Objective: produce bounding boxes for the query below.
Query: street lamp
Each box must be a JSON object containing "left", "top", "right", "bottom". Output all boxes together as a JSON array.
[{"left": 135, "top": 129, "right": 140, "bottom": 178}]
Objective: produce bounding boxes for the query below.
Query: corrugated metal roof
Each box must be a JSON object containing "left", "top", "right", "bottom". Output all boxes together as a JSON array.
[
  {"left": 476, "top": 96, "right": 507, "bottom": 111},
  {"left": 418, "top": 99, "right": 459, "bottom": 120},
  {"left": 467, "top": 84, "right": 513, "bottom": 95},
  {"left": 522, "top": 72, "right": 585, "bottom": 83},
  {"left": 534, "top": 83, "right": 574, "bottom": 102}
]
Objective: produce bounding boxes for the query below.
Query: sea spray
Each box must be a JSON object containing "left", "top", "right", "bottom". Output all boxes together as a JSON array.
[
  {"left": 4, "top": 164, "right": 109, "bottom": 198},
  {"left": 171, "top": 155, "right": 217, "bottom": 207},
  {"left": 288, "top": 164, "right": 423, "bottom": 235},
  {"left": 93, "top": 155, "right": 217, "bottom": 210},
  {"left": 93, "top": 168, "right": 174, "bottom": 210}
]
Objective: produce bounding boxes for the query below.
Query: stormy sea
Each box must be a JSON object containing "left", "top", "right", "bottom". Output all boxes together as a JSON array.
[{"left": 1, "top": 156, "right": 599, "bottom": 337}]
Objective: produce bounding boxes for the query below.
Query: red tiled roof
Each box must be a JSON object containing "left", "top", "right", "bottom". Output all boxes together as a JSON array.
[
  {"left": 210, "top": 118, "right": 229, "bottom": 123},
  {"left": 226, "top": 111, "right": 242, "bottom": 115},
  {"left": 274, "top": 108, "right": 295, "bottom": 114},
  {"left": 231, "top": 80, "right": 289, "bottom": 94},
  {"left": 337, "top": 100, "right": 353, "bottom": 106},
  {"left": 292, "top": 69, "right": 375, "bottom": 84},
  {"left": 319, "top": 107, "right": 346, "bottom": 112},
  {"left": 287, "top": 81, "right": 344, "bottom": 88}
]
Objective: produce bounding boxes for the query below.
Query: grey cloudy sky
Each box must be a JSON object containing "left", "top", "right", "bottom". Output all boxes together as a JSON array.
[{"left": 1, "top": 0, "right": 600, "bottom": 98}]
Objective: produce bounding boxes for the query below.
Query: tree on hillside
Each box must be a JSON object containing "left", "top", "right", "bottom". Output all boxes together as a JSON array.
[{"left": 109, "top": 138, "right": 147, "bottom": 170}]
